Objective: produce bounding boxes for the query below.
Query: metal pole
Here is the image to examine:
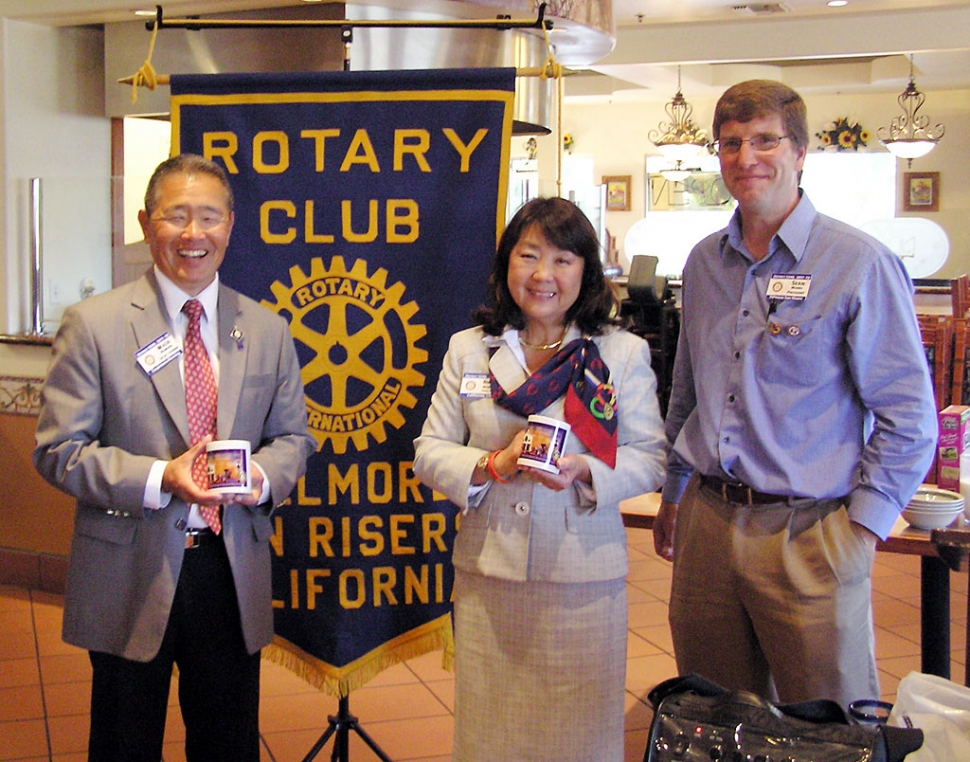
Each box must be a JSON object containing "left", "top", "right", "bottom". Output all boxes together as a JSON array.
[
  {"left": 29, "top": 177, "right": 44, "bottom": 336},
  {"left": 146, "top": 3, "right": 549, "bottom": 32}
]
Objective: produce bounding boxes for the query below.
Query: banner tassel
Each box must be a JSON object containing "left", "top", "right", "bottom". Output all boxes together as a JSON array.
[{"left": 127, "top": 18, "right": 160, "bottom": 104}]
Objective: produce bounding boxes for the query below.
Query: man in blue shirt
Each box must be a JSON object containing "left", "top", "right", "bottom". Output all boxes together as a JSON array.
[{"left": 653, "top": 80, "right": 937, "bottom": 707}]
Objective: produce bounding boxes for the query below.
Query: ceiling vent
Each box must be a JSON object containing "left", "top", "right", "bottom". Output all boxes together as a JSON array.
[{"left": 731, "top": 3, "right": 792, "bottom": 14}]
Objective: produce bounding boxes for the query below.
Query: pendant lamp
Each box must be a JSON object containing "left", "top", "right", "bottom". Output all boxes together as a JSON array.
[
  {"left": 649, "top": 66, "right": 709, "bottom": 165},
  {"left": 878, "top": 54, "right": 944, "bottom": 167}
]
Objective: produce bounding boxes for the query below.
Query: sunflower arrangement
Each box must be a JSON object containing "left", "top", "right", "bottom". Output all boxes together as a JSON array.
[
  {"left": 563, "top": 132, "right": 574, "bottom": 153},
  {"left": 816, "top": 117, "right": 869, "bottom": 151}
]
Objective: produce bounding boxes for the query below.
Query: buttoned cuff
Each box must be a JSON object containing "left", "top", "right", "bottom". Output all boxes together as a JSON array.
[
  {"left": 661, "top": 471, "right": 691, "bottom": 505},
  {"left": 254, "top": 462, "right": 271, "bottom": 504},
  {"left": 847, "top": 487, "right": 901, "bottom": 541},
  {"left": 144, "top": 460, "right": 172, "bottom": 510}
]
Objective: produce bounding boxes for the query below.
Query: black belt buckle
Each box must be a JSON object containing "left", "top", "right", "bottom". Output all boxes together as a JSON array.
[
  {"left": 184, "top": 528, "right": 216, "bottom": 549},
  {"left": 721, "top": 482, "right": 755, "bottom": 504},
  {"left": 701, "top": 474, "right": 775, "bottom": 505}
]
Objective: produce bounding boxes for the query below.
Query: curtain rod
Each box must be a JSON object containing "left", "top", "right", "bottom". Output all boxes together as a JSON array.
[
  {"left": 118, "top": 67, "right": 567, "bottom": 87},
  {"left": 120, "top": 5, "right": 567, "bottom": 91},
  {"left": 142, "top": 3, "right": 552, "bottom": 32}
]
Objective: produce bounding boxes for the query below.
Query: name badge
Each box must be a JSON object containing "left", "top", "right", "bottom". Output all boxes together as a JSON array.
[
  {"left": 135, "top": 333, "right": 181, "bottom": 376},
  {"left": 459, "top": 373, "right": 492, "bottom": 399},
  {"left": 766, "top": 274, "right": 811, "bottom": 300}
]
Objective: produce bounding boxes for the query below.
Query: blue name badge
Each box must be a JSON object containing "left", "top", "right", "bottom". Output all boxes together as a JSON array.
[
  {"left": 459, "top": 373, "right": 492, "bottom": 399},
  {"left": 135, "top": 333, "right": 182, "bottom": 376}
]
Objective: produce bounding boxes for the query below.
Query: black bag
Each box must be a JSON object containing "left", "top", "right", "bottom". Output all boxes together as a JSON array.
[{"left": 643, "top": 674, "right": 924, "bottom": 762}]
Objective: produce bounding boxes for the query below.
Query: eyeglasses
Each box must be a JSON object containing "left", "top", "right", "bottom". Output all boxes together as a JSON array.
[
  {"left": 712, "top": 135, "right": 791, "bottom": 155},
  {"left": 151, "top": 211, "right": 228, "bottom": 231}
]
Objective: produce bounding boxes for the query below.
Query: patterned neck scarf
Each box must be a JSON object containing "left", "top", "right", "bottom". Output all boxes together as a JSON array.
[{"left": 490, "top": 337, "right": 618, "bottom": 468}]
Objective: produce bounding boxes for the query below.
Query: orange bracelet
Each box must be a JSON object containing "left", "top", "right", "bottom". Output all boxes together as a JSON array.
[{"left": 487, "top": 450, "right": 514, "bottom": 483}]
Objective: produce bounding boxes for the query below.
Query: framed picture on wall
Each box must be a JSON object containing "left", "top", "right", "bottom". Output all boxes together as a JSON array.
[
  {"left": 603, "top": 175, "right": 631, "bottom": 211},
  {"left": 903, "top": 172, "right": 940, "bottom": 212}
]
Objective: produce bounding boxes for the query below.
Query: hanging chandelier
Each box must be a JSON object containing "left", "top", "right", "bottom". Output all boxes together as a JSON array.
[
  {"left": 878, "top": 54, "right": 945, "bottom": 167},
  {"left": 649, "top": 66, "right": 709, "bottom": 164}
]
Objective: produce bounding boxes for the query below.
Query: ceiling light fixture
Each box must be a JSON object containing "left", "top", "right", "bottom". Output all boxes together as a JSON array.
[
  {"left": 878, "top": 54, "right": 945, "bottom": 167},
  {"left": 659, "top": 162, "right": 700, "bottom": 183},
  {"left": 649, "top": 66, "right": 709, "bottom": 165}
]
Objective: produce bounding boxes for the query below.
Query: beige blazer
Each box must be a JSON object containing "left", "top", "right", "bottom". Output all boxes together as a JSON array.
[
  {"left": 34, "top": 270, "right": 315, "bottom": 661},
  {"left": 413, "top": 325, "right": 665, "bottom": 583}
]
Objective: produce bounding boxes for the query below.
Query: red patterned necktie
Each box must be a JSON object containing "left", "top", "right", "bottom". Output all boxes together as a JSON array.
[{"left": 182, "top": 299, "right": 221, "bottom": 534}]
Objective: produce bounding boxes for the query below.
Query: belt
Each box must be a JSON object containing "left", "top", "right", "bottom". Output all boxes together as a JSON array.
[
  {"left": 184, "top": 527, "right": 220, "bottom": 549},
  {"left": 699, "top": 475, "right": 791, "bottom": 506}
]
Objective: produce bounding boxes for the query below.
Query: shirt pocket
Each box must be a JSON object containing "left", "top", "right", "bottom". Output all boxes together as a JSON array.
[{"left": 758, "top": 313, "right": 824, "bottom": 387}]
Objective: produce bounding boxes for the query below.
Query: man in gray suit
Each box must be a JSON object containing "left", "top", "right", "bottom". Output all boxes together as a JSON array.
[{"left": 34, "top": 154, "right": 315, "bottom": 762}]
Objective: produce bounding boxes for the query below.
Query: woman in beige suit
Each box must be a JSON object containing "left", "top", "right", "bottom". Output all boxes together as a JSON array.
[{"left": 413, "top": 197, "right": 665, "bottom": 762}]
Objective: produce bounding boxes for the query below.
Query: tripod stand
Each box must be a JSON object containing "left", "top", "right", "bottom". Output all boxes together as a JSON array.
[{"left": 300, "top": 694, "right": 394, "bottom": 762}]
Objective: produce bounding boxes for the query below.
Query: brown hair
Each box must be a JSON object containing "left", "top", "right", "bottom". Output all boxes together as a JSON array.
[
  {"left": 143, "top": 153, "right": 234, "bottom": 215},
  {"left": 713, "top": 80, "right": 809, "bottom": 151},
  {"left": 473, "top": 197, "right": 620, "bottom": 336}
]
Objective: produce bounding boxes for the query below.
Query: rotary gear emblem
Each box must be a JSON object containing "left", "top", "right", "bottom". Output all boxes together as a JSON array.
[{"left": 263, "top": 256, "right": 428, "bottom": 454}]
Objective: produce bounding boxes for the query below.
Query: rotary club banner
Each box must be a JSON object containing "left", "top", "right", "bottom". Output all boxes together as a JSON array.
[{"left": 170, "top": 69, "right": 515, "bottom": 694}]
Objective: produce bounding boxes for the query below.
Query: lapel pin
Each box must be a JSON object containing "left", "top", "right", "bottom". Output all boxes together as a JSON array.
[{"left": 230, "top": 326, "right": 244, "bottom": 349}]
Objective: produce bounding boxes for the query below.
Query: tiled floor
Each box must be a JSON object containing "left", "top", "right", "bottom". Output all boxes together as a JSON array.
[{"left": 1, "top": 527, "right": 967, "bottom": 762}]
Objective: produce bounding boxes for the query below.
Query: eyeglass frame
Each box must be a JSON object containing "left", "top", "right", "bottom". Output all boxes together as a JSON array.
[
  {"left": 149, "top": 209, "right": 230, "bottom": 232},
  {"left": 711, "top": 134, "right": 792, "bottom": 156}
]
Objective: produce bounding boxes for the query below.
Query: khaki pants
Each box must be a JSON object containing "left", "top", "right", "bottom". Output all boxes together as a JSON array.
[{"left": 668, "top": 475, "right": 879, "bottom": 708}]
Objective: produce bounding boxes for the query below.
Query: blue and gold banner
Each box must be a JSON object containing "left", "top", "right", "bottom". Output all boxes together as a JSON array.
[{"left": 171, "top": 69, "right": 515, "bottom": 694}]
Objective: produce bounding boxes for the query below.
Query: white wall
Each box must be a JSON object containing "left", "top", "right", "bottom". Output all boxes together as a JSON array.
[
  {"left": 1, "top": 19, "right": 111, "bottom": 338},
  {"left": 549, "top": 88, "right": 970, "bottom": 277}
]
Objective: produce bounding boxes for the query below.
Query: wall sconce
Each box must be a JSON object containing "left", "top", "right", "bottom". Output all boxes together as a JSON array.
[{"left": 878, "top": 54, "right": 945, "bottom": 167}]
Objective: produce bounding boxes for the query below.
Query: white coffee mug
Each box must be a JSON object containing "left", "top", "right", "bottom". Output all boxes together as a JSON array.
[
  {"left": 517, "top": 414, "right": 571, "bottom": 474},
  {"left": 205, "top": 439, "right": 252, "bottom": 494}
]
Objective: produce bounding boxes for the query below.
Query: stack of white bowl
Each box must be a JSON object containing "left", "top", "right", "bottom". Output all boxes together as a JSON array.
[{"left": 902, "top": 486, "right": 965, "bottom": 530}]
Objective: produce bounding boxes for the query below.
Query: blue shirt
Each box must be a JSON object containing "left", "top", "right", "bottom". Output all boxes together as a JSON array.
[{"left": 662, "top": 192, "right": 938, "bottom": 539}]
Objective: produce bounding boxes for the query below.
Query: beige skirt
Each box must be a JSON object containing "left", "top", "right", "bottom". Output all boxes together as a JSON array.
[{"left": 451, "top": 570, "right": 627, "bottom": 762}]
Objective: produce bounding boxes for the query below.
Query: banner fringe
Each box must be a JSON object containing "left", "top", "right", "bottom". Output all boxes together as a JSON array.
[{"left": 263, "top": 614, "right": 455, "bottom": 697}]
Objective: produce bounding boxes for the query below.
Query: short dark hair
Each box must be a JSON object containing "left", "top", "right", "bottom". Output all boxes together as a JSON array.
[
  {"left": 712, "top": 80, "right": 809, "bottom": 151},
  {"left": 473, "top": 197, "right": 620, "bottom": 336},
  {"left": 143, "top": 153, "right": 234, "bottom": 215}
]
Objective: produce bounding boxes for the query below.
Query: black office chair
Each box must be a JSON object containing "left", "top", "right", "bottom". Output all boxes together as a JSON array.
[
  {"left": 620, "top": 255, "right": 677, "bottom": 416},
  {"left": 621, "top": 255, "right": 666, "bottom": 336},
  {"left": 626, "top": 255, "right": 663, "bottom": 310}
]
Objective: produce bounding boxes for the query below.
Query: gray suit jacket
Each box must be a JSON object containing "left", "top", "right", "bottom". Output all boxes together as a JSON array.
[
  {"left": 34, "top": 270, "right": 315, "bottom": 661},
  {"left": 413, "top": 325, "right": 665, "bottom": 583}
]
